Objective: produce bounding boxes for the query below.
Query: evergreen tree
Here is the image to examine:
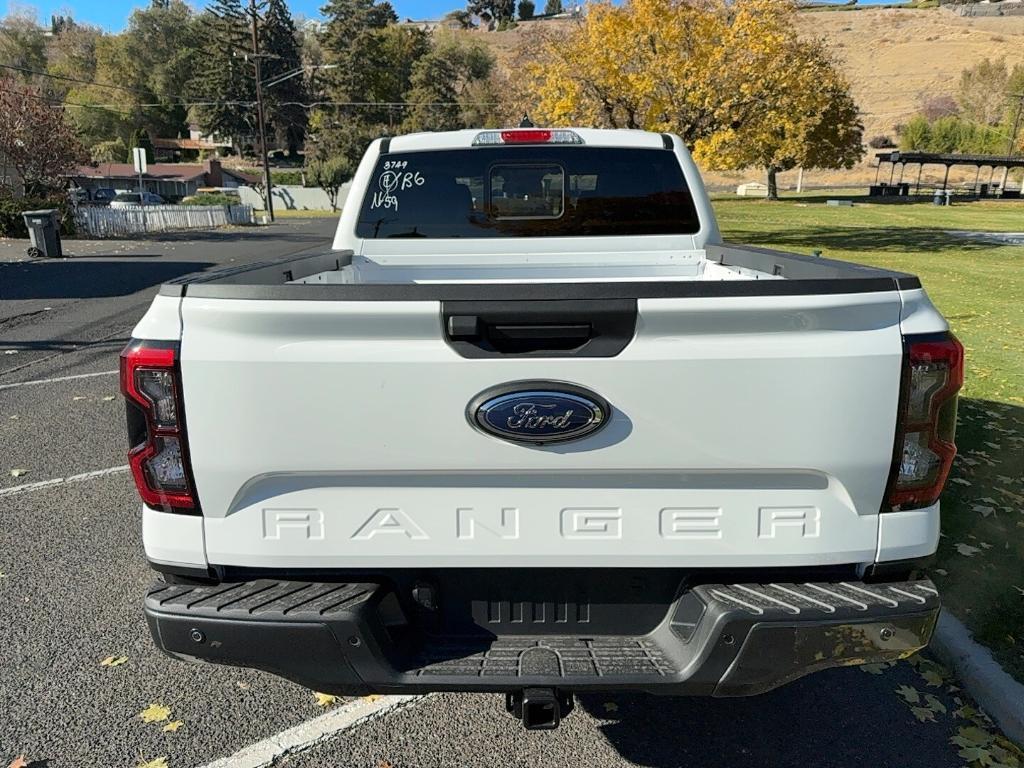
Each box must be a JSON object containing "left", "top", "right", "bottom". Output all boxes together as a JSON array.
[
  {"left": 467, "top": 0, "right": 515, "bottom": 25},
  {"left": 260, "top": 0, "right": 308, "bottom": 156},
  {"left": 402, "top": 35, "right": 496, "bottom": 133},
  {"left": 313, "top": 0, "right": 403, "bottom": 168},
  {"left": 188, "top": 0, "right": 254, "bottom": 154},
  {"left": 129, "top": 127, "right": 155, "bottom": 163},
  {"left": 543, "top": 0, "right": 562, "bottom": 15},
  {"left": 321, "top": 0, "right": 397, "bottom": 59}
]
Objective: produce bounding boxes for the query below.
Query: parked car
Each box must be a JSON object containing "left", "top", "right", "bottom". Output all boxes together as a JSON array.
[
  {"left": 129, "top": 127, "right": 961, "bottom": 731},
  {"left": 91, "top": 188, "right": 118, "bottom": 204},
  {"left": 110, "top": 191, "right": 165, "bottom": 209}
]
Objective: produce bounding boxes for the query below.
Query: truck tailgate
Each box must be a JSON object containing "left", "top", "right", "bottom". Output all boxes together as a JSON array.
[{"left": 179, "top": 290, "right": 904, "bottom": 568}]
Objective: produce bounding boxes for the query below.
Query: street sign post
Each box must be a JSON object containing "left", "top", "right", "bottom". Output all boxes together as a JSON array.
[{"left": 132, "top": 147, "right": 148, "bottom": 197}]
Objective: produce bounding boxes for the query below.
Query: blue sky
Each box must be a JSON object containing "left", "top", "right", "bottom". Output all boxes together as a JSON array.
[{"left": 1, "top": 0, "right": 903, "bottom": 31}]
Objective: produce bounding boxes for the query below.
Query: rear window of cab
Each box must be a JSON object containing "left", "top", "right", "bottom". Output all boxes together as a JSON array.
[{"left": 355, "top": 147, "right": 701, "bottom": 239}]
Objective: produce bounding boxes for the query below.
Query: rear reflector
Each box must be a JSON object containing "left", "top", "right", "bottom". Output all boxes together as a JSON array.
[
  {"left": 886, "top": 334, "right": 964, "bottom": 511},
  {"left": 120, "top": 339, "right": 198, "bottom": 513},
  {"left": 473, "top": 129, "right": 584, "bottom": 146}
]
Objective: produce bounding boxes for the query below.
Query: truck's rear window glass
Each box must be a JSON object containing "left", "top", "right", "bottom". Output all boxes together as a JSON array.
[{"left": 355, "top": 147, "right": 700, "bottom": 238}]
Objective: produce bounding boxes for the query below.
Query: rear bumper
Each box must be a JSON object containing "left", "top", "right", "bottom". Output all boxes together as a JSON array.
[{"left": 144, "top": 577, "right": 939, "bottom": 697}]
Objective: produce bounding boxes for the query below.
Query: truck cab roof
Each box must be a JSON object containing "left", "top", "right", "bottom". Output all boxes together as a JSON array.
[{"left": 385, "top": 127, "right": 673, "bottom": 153}]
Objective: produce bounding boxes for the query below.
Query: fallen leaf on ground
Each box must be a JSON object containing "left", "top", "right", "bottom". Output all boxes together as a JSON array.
[
  {"left": 3, "top": 350, "right": 18, "bottom": 355},
  {"left": 860, "top": 663, "right": 889, "bottom": 675},
  {"left": 955, "top": 543, "right": 982, "bottom": 557},
  {"left": 603, "top": 701, "right": 619, "bottom": 712},
  {"left": 924, "top": 694, "right": 947, "bottom": 714},
  {"left": 895, "top": 685, "right": 920, "bottom": 704},
  {"left": 10, "top": 469, "right": 28, "bottom": 478},
  {"left": 957, "top": 746, "right": 991, "bottom": 763},
  {"left": 951, "top": 478, "right": 972, "bottom": 486},
  {"left": 921, "top": 669, "right": 944, "bottom": 687},
  {"left": 314, "top": 692, "right": 338, "bottom": 707},
  {"left": 236, "top": 681, "right": 250, "bottom": 690},
  {"left": 72, "top": 396, "right": 86, "bottom": 401},
  {"left": 363, "top": 694, "right": 382, "bottom": 702},
  {"left": 136, "top": 758, "right": 168, "bottom": 768},
  {"left": 102, "top": 395, "right": 116, "bottom": 401},
  {"left": 162, "top": 720, "right": 184, "bottom": 733},
  {"left": 934, "top": 568, "right": 948, "bottom": 576},
  {"left": 910, "top": 706, "right": 936, "bottom": 723},
  {"left": 100, "top": 655, "right": 127, "bottom": 667},
  {"left": 8, "top": 756, "right": 29, "bottom": 768},
  {"left": 138, "top": 703, "right": 172, "bottom": 723},
  {"left": 956, "top": 725, "right": 995, "bottom": 747}
]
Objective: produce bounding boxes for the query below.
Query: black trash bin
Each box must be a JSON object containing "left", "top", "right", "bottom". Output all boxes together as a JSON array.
[{"left": 22, "top": 209, "right": 63, "bottom": 258}]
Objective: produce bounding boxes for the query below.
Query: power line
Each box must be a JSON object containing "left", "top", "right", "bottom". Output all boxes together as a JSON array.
[
  {"left": 0, "top": 64, "right": 501, "bottom": 111},
  {"left": 0, "top": 62, "right": 240, "bottom": 106}
]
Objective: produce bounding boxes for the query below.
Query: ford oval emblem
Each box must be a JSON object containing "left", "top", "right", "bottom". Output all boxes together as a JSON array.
[{"left": 469, "top": 381, "right": 610, "bottom": 445}]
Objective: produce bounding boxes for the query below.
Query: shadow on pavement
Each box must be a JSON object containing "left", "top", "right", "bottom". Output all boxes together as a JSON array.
[
  {"left": 576, "top": 668, "right": 960, "bottom": 768},
  {"left": 0, "top": 260, "right": 215, "bottom": 300}
]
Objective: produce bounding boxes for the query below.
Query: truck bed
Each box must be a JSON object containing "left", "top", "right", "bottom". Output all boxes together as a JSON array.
[{"left": 158, "top": 243, "right": 921, "bottom": 300}]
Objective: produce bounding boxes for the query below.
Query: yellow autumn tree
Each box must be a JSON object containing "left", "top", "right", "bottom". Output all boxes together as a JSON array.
[{"left": 512, "top": 0, "right": 863, "bottom": 199}]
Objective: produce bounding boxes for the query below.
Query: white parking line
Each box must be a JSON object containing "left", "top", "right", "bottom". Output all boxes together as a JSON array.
[
  {"left": 198, "top": 695, "right": 423, "bottom": 768},
  {"left": 0, "top": 369, "right": 119, "bottom": 391},
  {"left": 0, "top": 465, "right": 129, "bottom": 498}
]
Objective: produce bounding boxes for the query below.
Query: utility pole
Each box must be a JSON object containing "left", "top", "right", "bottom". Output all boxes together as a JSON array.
[{"left": 249, "top": 0, "right": 274, "bottom": 223}]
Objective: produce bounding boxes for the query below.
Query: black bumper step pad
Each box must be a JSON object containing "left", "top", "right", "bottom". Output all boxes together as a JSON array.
[
  {"left": 147, "top": 580, "right": 375, "bottom": 618},
  {"left": 413, "top": 637, "right": 676, "bottom": 678},
  {"left": 144, "top": 577, "right": 940, "bottom": 695}
]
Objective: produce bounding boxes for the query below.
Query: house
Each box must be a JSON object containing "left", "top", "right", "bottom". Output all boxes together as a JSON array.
[
  {"left": 151, "top": 125, "right": 234, "bottom": 162},
  {"left": 69, "top": 159, "right": 259, "bottom": 201}
]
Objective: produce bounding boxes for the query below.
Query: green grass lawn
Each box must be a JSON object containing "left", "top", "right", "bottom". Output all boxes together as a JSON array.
[{"left": 713, "top": 194, "right": 1024, "bottom": 679}]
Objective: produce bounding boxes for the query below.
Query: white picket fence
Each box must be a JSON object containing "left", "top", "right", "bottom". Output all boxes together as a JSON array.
[{"left": 75, "top": 204, "right": 254, "bottom": 237}]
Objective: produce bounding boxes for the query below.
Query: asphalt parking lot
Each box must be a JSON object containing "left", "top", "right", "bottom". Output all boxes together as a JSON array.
[{"left": 0, "top": 219, "right": 1014, "bottom": 767}]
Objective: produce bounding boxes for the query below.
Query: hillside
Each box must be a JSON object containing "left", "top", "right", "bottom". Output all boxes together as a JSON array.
[{"left": 465, "top": 7, "right": 1024, "bottom": 188}]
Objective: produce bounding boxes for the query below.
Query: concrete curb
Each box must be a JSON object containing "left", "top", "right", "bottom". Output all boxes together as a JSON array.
[{"left": 930, "top": 609, "right": 1024, "bottom": 746}]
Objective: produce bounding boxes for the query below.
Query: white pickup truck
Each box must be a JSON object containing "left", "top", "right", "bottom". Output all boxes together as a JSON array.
[{"left": 128, "top": 128, "right": 962, "bottom": 729}]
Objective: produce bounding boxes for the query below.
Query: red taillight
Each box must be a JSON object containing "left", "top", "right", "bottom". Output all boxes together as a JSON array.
[
  {"left": 120, "top": 340, "right": 197, "bottom": 513},
  {"left": 886, "top": 334, "right": 964, "bottom": 511},
  {"left": 472, "top": 129, "right": 584, "bottom": 146},
  {"left": 500, "top": 129, "right": 553, "bottom": 143}
]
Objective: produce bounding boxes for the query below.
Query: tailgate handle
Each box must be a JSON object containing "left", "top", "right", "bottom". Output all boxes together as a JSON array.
[
  {"left": 448, "top": 316, "right": 592, "bottom": 351},
  {"left": 490, "top": 323, "right": 591, "bottom": 343},
  {"left": 442, "top": 300, "right": 637, "bottom": 358}
]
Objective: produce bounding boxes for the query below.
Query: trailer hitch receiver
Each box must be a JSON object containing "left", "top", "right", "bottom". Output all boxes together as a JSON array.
[{"left": 506, "top": 688, "right": 574, "bottom": 730}]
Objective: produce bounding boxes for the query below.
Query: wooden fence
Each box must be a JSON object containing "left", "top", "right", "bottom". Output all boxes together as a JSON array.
[{"left": 74, "top": 204, "right": 253, "bottom": 237}]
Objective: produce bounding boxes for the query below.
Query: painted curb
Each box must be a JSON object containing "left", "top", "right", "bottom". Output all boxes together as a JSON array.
[{"left": 930, "top": 609, "right": 1024, "bottom": 746}]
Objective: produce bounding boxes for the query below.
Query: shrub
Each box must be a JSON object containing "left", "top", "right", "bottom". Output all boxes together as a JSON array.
[
  {"left": 181, "top": 192, "right": 239, "bottom": 206},
  {"left": 0, "top": 194, "right": 74, "bottom": 238},
  {"left": 868, "top": 135, "right": 896, "bottom": 149},
  {"left": 91, "top": 138, "right": 127, "bottom": 164},
  {"left": 543, "top": 0, "right": 562, "bottom": 13},
  {"left": 899, "top": 115, "right": 932, "bottom": 151},
  {"left": 519, "top": 0, "right": 535, "bottom": 19},
  {"left": 271, "top": 169, "right": 304, "bottom": 186}
]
